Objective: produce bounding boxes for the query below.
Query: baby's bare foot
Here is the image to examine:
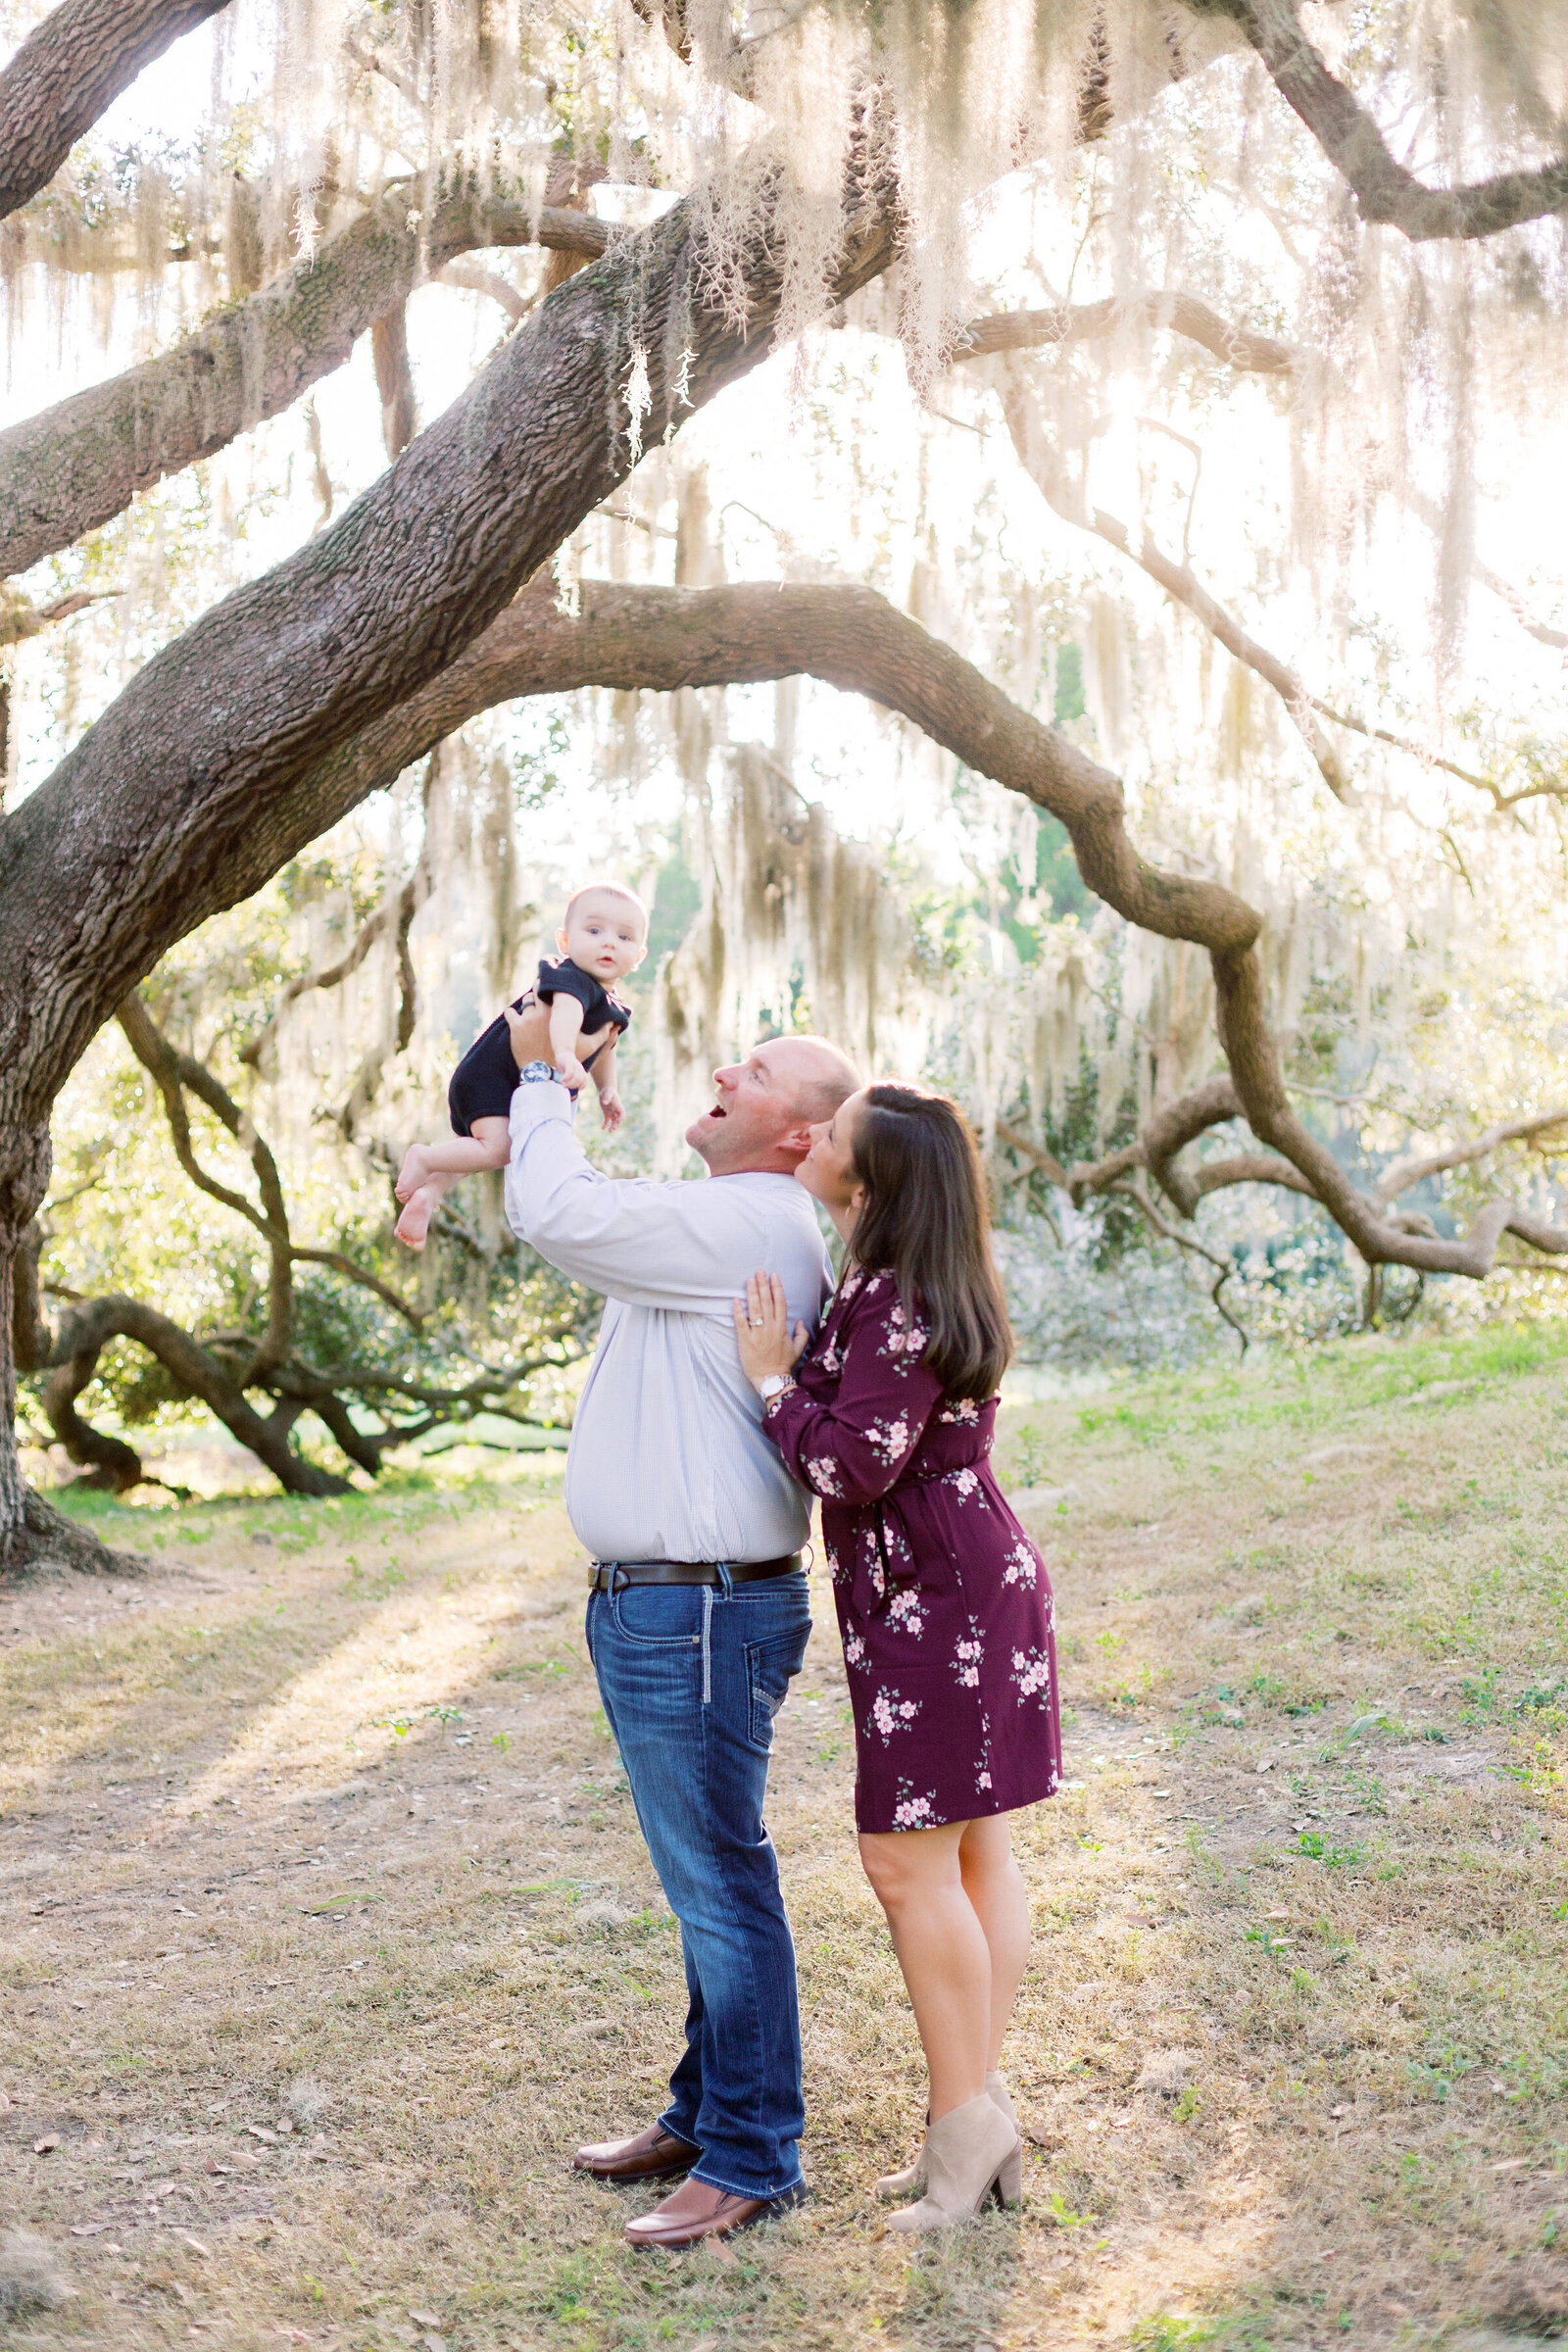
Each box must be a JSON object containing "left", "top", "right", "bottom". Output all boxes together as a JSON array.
[
  {"left": 395, "top": 1188, "right": 436, "bottom": 1250},
  {"left": 394, "top": 1146, "right": 432, "bottom": 1202}
]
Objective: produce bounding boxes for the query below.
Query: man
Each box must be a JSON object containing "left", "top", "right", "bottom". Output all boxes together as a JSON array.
[{"left": 502, "top": 1030, "right": 858, "bottom": 2250}]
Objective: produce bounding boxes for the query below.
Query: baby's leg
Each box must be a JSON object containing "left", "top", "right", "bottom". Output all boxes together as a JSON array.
[{"left": 394, "top": 1118, "right": 513, "bottom": 1250}]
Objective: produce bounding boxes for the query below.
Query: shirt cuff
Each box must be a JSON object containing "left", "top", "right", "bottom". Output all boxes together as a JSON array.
[{"left": 509, "top": 1075, "right": 573, "bottom": 1149}]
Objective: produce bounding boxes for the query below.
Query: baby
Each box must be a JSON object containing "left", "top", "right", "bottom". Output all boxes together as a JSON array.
[{"left": 393, "top": 880, "right": 648, "bottom": 1250}]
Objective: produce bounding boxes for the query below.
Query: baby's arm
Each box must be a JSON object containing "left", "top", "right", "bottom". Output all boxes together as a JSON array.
[
  {"left": 595, "top": 1038, "right": 623, "bottom": 1132},
  {"left": 548, "top": 992, "right": 590, "bottom": 1092}
]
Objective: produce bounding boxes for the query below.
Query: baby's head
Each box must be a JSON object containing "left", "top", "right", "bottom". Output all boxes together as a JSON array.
[{"left": 559, "top": 881, "right": 650, "bottom": 987}]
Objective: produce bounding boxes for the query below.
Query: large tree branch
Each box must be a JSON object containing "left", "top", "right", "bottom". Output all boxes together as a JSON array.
[
  {"left": 0, "top": 0, "right": 231, "bottom": 223},
  {"left": 263, "top": 570, "right": 1568, "bottom": 1280},
  {"left": 0, "top": 182, "right": 612, "bottom": 579},
  {"left": 1198, "top": 0, "right": 1568, "bottom": 240}
]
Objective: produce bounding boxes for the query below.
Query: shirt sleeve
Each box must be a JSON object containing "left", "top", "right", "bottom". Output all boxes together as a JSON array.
[
  {"left": 504, "top": 1081, "right": 828, "bottom": 1316},
  {"left": 762, "top": 1277, "right": 945, "bottom": 1504},
  {"left": 535, "top": 957, "right": 600, "bottom": 1015}
]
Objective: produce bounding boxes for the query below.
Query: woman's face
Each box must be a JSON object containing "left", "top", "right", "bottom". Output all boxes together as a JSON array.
[{"left": 795, "top": 1087, "right": 867, "bottom": 1223}]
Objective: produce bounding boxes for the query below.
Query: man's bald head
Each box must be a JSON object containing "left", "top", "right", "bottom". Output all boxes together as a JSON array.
[
  {"left": 765, "top": 1034, "right": 860, "bottom": 1124},
  {"left": 688, "top": 1034, "right": 860, "bottom": 1176}
]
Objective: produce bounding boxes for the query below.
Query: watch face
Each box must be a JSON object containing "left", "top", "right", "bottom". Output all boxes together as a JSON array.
[{"left": 521, "top": 1059, "right": 556, "bottom": 1081}]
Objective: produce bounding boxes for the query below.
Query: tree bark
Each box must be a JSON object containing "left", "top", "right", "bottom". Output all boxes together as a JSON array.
[
  {"left": 0, "top": 188, "right": 610, "bottom": 579},
  {"left": 0, "top": 0, "right": 231, "bottom": 223}
]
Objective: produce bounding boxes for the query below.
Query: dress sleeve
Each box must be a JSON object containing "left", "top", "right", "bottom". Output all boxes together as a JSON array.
[{"left": 763, "top": 1277, "right": 944, "bottom": 1504}]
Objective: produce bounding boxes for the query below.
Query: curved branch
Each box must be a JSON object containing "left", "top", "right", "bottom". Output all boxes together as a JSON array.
[
  {"left": 0, "top": 0, "right": 231, "bottom": 223},
  {"left": 956, "top": 292, "right": 1296, "bottom": 376},
  {"left": 42, "top": 1293, "right": 349, "bottom": 1494},
  {"left": 0, "top": 584, "right": 120, "bottom": 649},
  {"left": 1202, "top": 0, "right": 1568, "bottom": 241},
  {"left": 437, "top": 262, "right": 532, "bottom": 323},
  {"left": 1113, "top": 1178, "right": 1249, "bottom": 1352},
  {"left": 0, "top": 185, "right": 612, "bottom": 578},
  {"left": 999, "top": 378, "right": 1348, "bottom": 798},
  {"left": 262, "top": 570, "right": 1568, "bottom": 1282},
  {"left": 1373, "top": 1108, "right": 1568, "bottom": 1206}
]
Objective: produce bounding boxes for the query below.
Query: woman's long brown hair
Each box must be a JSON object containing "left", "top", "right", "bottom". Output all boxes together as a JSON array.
[{"left": 848, "top": 1084, "right": 1013, "bottom": 1400}]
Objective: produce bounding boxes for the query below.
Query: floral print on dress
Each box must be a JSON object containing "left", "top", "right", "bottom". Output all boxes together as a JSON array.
[
  {"left": 1009, "top": 1645, "right": 1054, "bottom": 1702},
  {"left": 761, "top": 1264, "right": 1062, "bottom": 1835},
  {"left": 869, "top": 1686, "right": 921, "bottom": 1743},
  {"left": 892, "top": 1783, "right": 939, "bottom": 1830},
  {"left": 1002, "top": 1539, "right": 1039, "bottom": 1589},
  {"left": 885, "top": 1587, "right": 929, "bottom": 1640}
]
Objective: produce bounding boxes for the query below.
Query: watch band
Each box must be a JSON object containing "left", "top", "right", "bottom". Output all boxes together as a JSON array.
[{"left": 518, "top": 1059, "right": 560, "bottom": 1083}]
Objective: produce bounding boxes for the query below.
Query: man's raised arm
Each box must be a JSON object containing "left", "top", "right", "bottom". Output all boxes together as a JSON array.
[{"left": 504, "top": 1081, "right": 774, "bottom": 1310}]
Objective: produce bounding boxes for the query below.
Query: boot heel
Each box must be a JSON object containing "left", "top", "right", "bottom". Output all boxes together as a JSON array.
[{"left": 994, "top": 2137, "right": 1022, "bottom": 2207}]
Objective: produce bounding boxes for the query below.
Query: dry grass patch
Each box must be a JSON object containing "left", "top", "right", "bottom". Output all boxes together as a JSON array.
[{"left": 1, "top": 1328, "right": 1565, "bottom": 2350}]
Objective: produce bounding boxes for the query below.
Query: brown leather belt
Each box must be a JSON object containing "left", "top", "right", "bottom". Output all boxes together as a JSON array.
[{"left": 590, "top": 1554, "right": 802, "bottom": 1593}]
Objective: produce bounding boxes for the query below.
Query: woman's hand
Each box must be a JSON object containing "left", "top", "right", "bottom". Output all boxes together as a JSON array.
[{"left": 732, "top": 1271, "right": 808, "bottom": 1392}]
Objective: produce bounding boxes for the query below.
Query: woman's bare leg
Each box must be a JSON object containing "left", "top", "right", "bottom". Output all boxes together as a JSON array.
[
  {"left": 957, "top": 1813, "right": 1031, "bottom": 2069},
  {"left": 858, "top": 1823, "right": 990, "bottom": 2120}
]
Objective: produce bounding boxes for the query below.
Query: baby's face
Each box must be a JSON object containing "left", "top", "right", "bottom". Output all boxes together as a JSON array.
[{"left": 560, "top": 892, "right": 648, "bottom": 986}]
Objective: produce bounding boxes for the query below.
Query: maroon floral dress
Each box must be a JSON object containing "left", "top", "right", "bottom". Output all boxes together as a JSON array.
[{"left": 761, "top": 1266, "right": 1062, "bottom": 1835}]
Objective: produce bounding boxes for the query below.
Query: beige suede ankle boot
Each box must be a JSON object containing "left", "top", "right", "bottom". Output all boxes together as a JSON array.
[
  {"left": 885, "top": 2092, "right": 1022, "bottom": 2233},
  {"left": 874, "top": 2071, "right": 1016, "bottom": 2201}
]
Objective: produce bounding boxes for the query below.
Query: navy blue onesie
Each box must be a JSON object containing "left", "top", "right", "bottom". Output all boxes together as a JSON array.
[{"left": 447, "top": 956, "right": 633, "bottom": 1137}]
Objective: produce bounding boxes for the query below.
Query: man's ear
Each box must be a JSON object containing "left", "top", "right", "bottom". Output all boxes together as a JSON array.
[{"left": 779, "top": 1123, "right": 814, "bottom": 1160}]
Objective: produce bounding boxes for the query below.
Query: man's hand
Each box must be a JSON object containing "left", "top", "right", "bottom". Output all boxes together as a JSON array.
[
  {"left": 504, "top": 1003, "right": 532, "bottom": 1068},
  {"left": 599, "top": 1089, "right": 624, "bottom": 1131},
  {"left": 733, "top": 1271, "right": 809, "bottom": 1392}
]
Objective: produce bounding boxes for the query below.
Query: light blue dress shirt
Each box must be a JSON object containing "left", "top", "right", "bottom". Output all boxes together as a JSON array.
[{"left": 504, "top": 1081, "right": 834, "bottom": 1564}]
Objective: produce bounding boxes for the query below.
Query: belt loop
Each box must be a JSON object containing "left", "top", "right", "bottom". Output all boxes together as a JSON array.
[
  {"left": 612, "top": 1564, "right": 629, "bottom": 1594},
  {"left": 715, "top": 1560, "right": 734, "bottom": 1598},
  {"left": 701, "top": 1584, "right": 713, "bottom": 1705}
]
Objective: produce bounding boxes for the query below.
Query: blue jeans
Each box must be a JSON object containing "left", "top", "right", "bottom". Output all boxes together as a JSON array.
[{"left": 585, "top": 1566, "right": 811, "bottom": 2202}]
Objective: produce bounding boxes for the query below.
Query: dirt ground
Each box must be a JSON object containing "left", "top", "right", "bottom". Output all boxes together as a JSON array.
[{"left": 2, "top": 1322, "right": 1566, "bottom": 2351}]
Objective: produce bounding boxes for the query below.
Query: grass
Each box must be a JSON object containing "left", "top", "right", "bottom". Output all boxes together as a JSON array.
[{"left": 1, "top": 1325, "right": 1566, "bottom": 2349}]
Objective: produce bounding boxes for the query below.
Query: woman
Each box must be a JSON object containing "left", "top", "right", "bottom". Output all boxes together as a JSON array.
[{"left": 732, "top": 1082, "right": 1061, "bottom": 2231}]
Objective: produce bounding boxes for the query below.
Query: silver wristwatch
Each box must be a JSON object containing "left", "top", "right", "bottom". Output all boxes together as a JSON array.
[
  {"left": 518, "top": 1059, "right": 560, "bottom": 1083},
  {"left": 757, "top": 1373, "right": 792, "bottom": 1403}
]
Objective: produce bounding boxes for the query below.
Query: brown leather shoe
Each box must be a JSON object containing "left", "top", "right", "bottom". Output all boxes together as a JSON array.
[
  {"left": 623, "top": 2175, "right": 791, "bottom": 2250},
  {"left": 572, "top": 2122, "right": 698, "bottom": 2184}
]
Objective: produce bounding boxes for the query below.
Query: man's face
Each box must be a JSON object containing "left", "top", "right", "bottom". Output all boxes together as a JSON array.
[{"left": 687, "top": 1039, "right": 836, "bottom": 1175}]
